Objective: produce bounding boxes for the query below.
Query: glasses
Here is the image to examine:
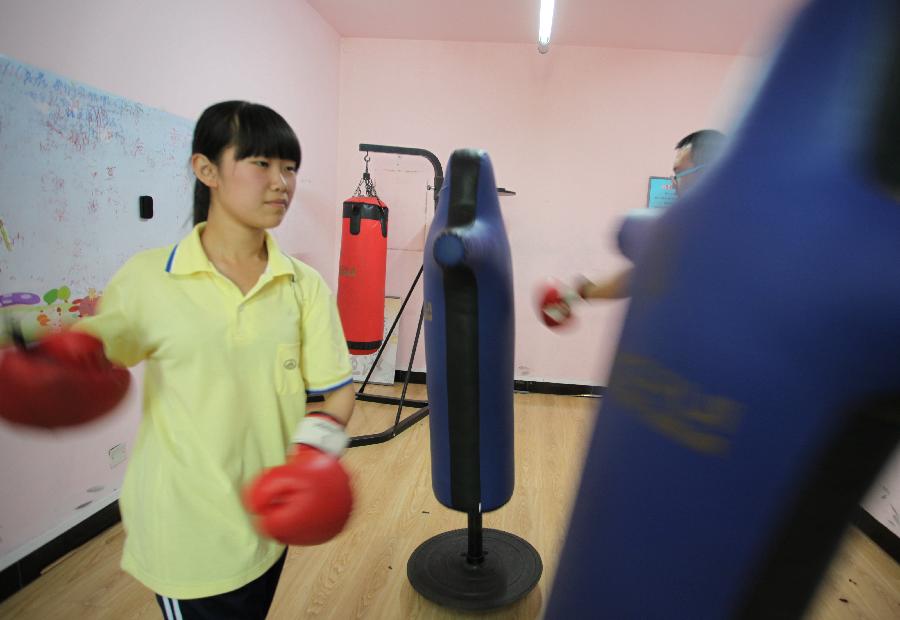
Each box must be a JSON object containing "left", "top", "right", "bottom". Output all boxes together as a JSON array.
[{"left": 670, "top": 164, "right": 707, "bottom": 186}]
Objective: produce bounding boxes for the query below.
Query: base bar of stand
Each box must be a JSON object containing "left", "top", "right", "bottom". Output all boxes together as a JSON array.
[
  {"left": 354, "top": 393, "right": 428, "bottom": 408},
  {"left": 348, "top": 406, "right": 430, "bottom": 448}
]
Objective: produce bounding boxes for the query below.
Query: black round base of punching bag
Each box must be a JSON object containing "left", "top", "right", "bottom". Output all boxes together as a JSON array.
[{"left": 407, "top": 528, "right": 543, "bottom": 611}]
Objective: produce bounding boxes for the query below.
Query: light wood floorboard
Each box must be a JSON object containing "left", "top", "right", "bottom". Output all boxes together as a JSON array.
[{"left": 1, "top": 386, "right": 897, "bottom": 619}]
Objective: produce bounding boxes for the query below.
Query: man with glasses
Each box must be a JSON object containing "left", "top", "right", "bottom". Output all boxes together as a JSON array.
[
  {"left": 670, "top": 130, "right": 726, "bottom": 196},
  {"left": 576, "top": 129, "right": 726, "bottom": 300},
  {"left": 539, "top": 130, "right": 726, "bottom": 326}
]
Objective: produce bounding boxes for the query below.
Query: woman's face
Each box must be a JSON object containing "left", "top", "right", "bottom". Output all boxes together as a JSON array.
[{"left": 208, "top": 146, "right": 298, "bottom": 230}]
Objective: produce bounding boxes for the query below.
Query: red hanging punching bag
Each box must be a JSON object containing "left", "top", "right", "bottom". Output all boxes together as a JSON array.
[{"left": 337, "top": 172, "right": 389, "bottom": 356}]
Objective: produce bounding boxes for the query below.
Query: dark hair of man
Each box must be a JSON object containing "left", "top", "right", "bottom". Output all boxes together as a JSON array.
[
  {"left": 675, "top": 129, "right": 726, "bottom": 166},
  {"left": 191, "top": 101, "right": 302, "bottom": 225}
]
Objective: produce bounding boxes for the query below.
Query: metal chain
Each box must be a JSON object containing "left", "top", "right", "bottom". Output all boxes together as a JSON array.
[{"left": 353, "top": 152, "right": 380, "bottom": 199}]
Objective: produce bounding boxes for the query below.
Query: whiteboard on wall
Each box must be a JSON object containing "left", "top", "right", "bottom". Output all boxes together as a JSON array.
[{"left": 0, "top": 54, "right": 194, "bottom": 339}]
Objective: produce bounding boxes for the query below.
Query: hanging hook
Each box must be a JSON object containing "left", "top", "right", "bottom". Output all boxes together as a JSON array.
[{"left": 356, "top": 151, "right": 378, "bottom": 198}]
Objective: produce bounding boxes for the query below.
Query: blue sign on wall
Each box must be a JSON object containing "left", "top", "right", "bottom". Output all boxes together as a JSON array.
[{"left": 647, "top": 176, "right": 678, "bottom": 209}]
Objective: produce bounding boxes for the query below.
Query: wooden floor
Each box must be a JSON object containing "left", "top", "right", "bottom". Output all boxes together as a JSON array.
[{"left": 1, "top": 385, "right": 898, "bottom": 619}]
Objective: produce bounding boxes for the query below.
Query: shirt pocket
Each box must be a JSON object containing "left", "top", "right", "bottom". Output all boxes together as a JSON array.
[{"left": 274, "top": 342, "right": 302, "bottom": 394}]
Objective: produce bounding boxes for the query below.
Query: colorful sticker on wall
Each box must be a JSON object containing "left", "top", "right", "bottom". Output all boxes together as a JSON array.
[
  {"left": 0, "top": 292, "right": 40, "bottom": 307},
  {"left": 0, "top": 285, "right": 103, "bottom": 342}
]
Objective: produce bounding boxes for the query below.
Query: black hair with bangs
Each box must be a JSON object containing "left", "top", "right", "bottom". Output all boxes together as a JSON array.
[{"left": 191, "top": 100, "right": 302, "bottom": 225}]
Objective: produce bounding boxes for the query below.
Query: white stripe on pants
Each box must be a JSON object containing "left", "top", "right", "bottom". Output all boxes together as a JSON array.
[{"left": 161, "top": 596, "right": 184, "bottom": 620}]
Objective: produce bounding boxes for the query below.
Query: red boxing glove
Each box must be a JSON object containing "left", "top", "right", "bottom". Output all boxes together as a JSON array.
[
  {"left": 0, "top": 330, "right": 131, "bottom": 428},
  {"left": 244, "top": 413, "right": 353, "bottom": 546},
  {"left": 537, "top": 280, "right": 581, "bottom": 328}
]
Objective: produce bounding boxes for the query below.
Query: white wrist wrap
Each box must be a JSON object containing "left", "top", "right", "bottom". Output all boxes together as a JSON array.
[
  {"left": 293, "top": 414, "right": 349, "bottom": 457},
  {"left": 542, "top": 306, "right": 569, "bottom": 324}
]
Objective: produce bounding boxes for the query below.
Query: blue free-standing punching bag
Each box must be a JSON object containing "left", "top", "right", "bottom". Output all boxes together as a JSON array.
[
  {"left": 425, "top": 150, "right": 514, "bottom": 512},
  {"left": 547, "top": 0, "right": 900, "bottom": 618},
  {"left": 407, "top": 149, "right": 541, "bottom": 611}
]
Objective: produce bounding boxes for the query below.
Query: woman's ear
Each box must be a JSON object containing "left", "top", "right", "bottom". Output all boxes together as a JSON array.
[{"left": 191, "top": 153, "right": 218, "bottom": 189}]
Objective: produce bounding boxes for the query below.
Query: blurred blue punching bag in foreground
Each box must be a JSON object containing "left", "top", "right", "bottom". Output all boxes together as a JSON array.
[{"left": 548, "top": 0, "right": 900, "bottom": 618}]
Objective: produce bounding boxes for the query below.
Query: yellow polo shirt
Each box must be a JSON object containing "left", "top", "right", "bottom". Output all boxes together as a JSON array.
[{"left": 77, "top": 224, "right": 352, "bottom": 599}]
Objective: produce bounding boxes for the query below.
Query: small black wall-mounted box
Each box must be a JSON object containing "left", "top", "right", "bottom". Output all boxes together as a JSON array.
[{"left": 139, "top": 195, "right": 153, "bottom": 219}]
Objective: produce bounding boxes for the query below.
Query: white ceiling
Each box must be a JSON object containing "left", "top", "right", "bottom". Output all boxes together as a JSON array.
[{"left": 306, "top": 0, "right": 807, "bottom": 56}]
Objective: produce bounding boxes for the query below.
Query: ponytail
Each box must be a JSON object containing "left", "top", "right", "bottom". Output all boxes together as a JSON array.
[{"left": 193, "top": 180, "right": 210, "bottom": 225}]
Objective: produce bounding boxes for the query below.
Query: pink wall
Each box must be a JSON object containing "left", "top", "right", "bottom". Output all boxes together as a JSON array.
[
  {"left": 863, "top": 449, "right": 900, "bottom": 538},
  {"left": 337, "top": 38, "right": 759, "bottom": 385},
  {"left": 0, "top": 0, "right": 341, "bottom": 568}
]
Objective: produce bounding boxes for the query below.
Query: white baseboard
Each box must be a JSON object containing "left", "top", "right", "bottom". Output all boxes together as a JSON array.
[{"left": 0, "top": 489, "right": 120, "bottom": 572}]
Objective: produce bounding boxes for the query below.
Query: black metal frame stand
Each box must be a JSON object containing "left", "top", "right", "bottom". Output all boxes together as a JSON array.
[{"left": 347, "top": 143, "right": 443, "bottom": 448}]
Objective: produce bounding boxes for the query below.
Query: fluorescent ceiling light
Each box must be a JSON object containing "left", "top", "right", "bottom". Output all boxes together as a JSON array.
[{"left": 538, "top": 0, "right": 555, "bottom": 54}]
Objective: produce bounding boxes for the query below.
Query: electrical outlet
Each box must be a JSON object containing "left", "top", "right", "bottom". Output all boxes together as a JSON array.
[{"left": 108, "top": 443, "right": 127, "bottom": 468}]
